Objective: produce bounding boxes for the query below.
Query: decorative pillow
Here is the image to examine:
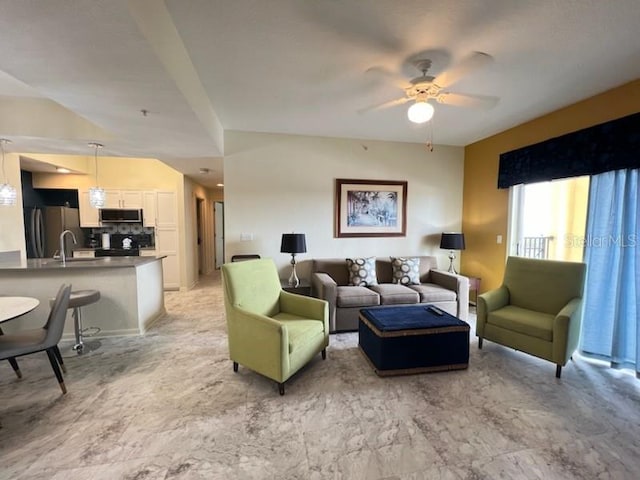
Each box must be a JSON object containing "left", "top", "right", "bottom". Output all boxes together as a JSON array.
[
  {"left": 390, "top": 257, "right": 421, "bottom": 285},
  {"left": 346, "top": 257, "right": 378, "bottom": 286}
]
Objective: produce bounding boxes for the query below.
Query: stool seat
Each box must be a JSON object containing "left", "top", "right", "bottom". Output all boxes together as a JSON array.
[
  {"left": 68, "top": 290, "right": 101, "bottom": 308},
  {"left": 50, "top": 289, "right": 101, "bottom": 355}
]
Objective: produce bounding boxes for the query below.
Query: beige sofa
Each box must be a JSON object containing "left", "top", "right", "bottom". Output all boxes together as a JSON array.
[{"left": 311, "top": 256, "right": 469, "bottom": 332}]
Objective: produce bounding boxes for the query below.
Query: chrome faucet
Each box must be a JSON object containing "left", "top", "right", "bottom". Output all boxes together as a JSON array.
[{"left": 60, "top": 230, "right": 77, "bottom": 265}]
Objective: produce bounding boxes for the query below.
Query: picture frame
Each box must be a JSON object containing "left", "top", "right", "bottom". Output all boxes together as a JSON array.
[{"left": 335, "top": 179, "right": 407, "bottom": 238}]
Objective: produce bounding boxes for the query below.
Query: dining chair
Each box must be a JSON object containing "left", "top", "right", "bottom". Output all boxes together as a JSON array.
[{"left": 0, "top": 284, "right": 72, "bottom": 394}]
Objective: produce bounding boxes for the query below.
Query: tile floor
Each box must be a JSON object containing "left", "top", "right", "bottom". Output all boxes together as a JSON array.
[{"left": 1, "top": 272, "right": 640, "bottom": 479}]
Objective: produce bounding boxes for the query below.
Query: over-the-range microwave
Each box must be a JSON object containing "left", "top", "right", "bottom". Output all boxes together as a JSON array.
[{"left": 99, "top": 208, "right": 144, "bottom": 223}]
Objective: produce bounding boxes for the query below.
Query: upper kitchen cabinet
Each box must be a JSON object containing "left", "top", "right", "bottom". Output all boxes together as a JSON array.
[
  {"left": 143, "top": 191, "right": 157, "bottom": 228},
  {"left": 104, "top": 190, "right": 143, "bottom": 209},
  {"left": 78, "top": 189, "right": 100, "bottom": 227}
]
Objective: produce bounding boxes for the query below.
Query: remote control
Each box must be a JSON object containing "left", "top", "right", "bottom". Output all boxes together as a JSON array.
[{"left": 427, "top": 305, "right": 444, "bottom": 316}]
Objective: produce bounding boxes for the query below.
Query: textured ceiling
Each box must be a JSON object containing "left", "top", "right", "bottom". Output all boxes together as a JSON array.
[{"left": 1, "top": 0, "right": 639, "bottom": 188}]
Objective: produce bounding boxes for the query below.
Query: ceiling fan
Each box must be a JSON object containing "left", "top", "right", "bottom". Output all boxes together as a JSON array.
[{"left": 360, "top": 52, "right": 499, "bottom": 124}]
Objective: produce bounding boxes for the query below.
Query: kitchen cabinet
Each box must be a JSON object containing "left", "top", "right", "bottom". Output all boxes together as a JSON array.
[
  {"left": 142, "top": 191, "right": 156, "bottom": 227},
  {"left": 104, "top": 190, "right": 144, "bottom": 209},
  {"left": 154, "top": 191, "right": 180, "bottom": 290},
  {"left": 78, "top": 189, "right": 100, "bottom": 227}
]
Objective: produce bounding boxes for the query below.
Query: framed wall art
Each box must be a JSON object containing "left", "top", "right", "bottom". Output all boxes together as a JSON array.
[{"left": 335, "top": 179, "right": 407, "bottom": 238}]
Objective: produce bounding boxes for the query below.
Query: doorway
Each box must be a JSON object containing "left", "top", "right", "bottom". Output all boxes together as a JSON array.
[
  {"left": 214, "top": 201, "right": 224, "bottom": 269},
  {"left": 196, "top": 197, "right": 204, "bottom": 275}
]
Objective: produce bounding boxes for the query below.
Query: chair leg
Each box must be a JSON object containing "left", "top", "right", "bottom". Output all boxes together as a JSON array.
[
  {"left": 556, "top": 365, "right": 562, "bottom": 378},
  {"left": 478, "top": 338, "right": 483, "bottom": 349},
  {"left": 53, "top": 345, "right": 66, "bottom": 374},
  {"left": 321, "top": 349, "right": 326, "bottom": 360},
  {"left": 233, "top": 361, "right": 238, "bottom": 372},
  {"left": 278, "top": 382, "right": 285, "bottom": 396},
  {"left": 46, "top": 348, "right": 67, "bottom": 394},
  {"left": 7, "top": 358, "right": 22, "bottom": 379}
]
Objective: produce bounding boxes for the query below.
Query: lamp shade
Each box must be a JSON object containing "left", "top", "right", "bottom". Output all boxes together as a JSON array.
[
  {"left": 440, "top": 232, "right": 465, "bottom": 250},
  {"left": 280, "top": 233, "right": 307, "bottom": 254}
]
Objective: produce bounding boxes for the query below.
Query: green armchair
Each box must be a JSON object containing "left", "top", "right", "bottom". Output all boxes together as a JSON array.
[
  {"left": 221, "top": 258, "right": 329, "bottom": 395},
  {"left": 477, "top": 256, "right": 586, "bottom": 378}
]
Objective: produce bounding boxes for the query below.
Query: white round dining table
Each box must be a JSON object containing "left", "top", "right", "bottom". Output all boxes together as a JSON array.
[{"left": 0, "top": 296, "right": 40, "bottom": 323}]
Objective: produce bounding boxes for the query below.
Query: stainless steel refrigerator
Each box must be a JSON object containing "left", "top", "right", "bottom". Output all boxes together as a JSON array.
[{"left": 26, "top": 206, "right": 82, "bottom": 258}]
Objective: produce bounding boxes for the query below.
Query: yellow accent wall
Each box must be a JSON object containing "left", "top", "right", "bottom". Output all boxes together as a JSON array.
[
  {"left": 462, "top": 79, "right": 640, "bottom": 292},
  {"left": 32, "top": 156, "right": 182, "bottom": 190}
]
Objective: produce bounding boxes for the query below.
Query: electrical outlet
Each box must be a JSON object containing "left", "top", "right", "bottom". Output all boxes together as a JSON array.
[
  {"left": 497, "top": 235, "right": 503, "bottom": 244},
  {"left": 240, "top": 233, "right": 254, "bottom": 241}
]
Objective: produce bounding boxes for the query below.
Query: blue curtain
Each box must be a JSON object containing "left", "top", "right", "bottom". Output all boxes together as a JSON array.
[{"left": 581, "top": 169, "right": 640, "bottom": 374}]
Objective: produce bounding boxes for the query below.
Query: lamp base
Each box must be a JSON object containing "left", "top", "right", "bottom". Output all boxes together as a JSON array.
[
  {"left": 288, "top": 255, "right": 299, "bottom": 287},
  {"left": 447, "top": 251, "right": 457, "bottom": 275}
]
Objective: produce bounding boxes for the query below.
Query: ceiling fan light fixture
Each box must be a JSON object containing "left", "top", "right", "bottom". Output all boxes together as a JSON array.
[{"left": 407, "top": 101, "right": 434, "bottom": 124}]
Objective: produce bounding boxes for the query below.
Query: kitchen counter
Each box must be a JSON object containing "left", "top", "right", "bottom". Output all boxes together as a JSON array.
[
  {"left": 0, "top": 256, "right": 166, "bottom": 337},
  {"left": 0, "top": 256, "right": 164, "bottom": 270}
]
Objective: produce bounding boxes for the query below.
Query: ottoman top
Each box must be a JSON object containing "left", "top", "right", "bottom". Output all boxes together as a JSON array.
[{"left": 360, "top": 305, "right": 468, "bottom": 332}]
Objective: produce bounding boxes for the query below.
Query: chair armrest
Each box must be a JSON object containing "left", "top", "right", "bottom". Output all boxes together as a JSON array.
[
  {"left": 429, "top": 269, "right": 469, "bottom": 321},
  {"left": 553, "top": 297, "right": 583, "bottom": 365},
  {"left": 311, "top": 272, "right": 337, "bottom": 331},
  {"left": 311, "top": 272, "right": 337, "bottom": 300},
  {"left": 227, "top": 307, "right": 289, "bottom": 380},
  {"left": 476, "top": 286, "right": 510, "bottom": 337},
  {"left": 279, "top": 291, "right": 329, "bottom": 333}
]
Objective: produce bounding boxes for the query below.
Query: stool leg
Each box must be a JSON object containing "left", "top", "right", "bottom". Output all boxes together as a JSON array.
[{"left": 72, "top": 307, "right": 84, "bottom": 354}]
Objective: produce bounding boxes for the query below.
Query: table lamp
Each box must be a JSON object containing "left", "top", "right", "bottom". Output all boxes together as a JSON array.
[
  {"left": 440, "top": 232, "right": 465, "bottom": 274},
  {"left": 280, "top": 233, "right": 307, "bottom": 287}
]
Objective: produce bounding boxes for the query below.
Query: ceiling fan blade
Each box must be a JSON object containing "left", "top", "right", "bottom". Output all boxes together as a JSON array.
[
  {"left": 358, "top": 96, "right": 411, "bottom": 114},
  {"left": 365, "top": 66, "right": 410, "bottom": 90},
  {"left": 433, "top": 52, "right": 493, "bottom": 89},
  {"left": 437, "top": 92, "right": 499, "bottom": 109}
]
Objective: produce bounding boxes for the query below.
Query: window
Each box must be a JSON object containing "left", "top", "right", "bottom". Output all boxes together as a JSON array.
[{"left": 507, "top": 176, "right": 590, "bottom": 262}]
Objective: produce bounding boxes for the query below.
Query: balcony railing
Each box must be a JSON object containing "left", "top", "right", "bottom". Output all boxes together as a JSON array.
[{"left": 521, "top": 236, "right": 553, "bottom": 259}]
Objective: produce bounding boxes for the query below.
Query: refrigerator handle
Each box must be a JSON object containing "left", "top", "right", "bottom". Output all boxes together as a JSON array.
[
  {"left": 36, "top": 209, "right": 46, "bottom": 258},
  {"left": 30, "top": 209, "right": 38, "bottom": 257}
]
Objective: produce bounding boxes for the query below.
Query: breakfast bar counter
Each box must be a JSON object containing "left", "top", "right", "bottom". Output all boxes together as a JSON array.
[{"left": 0, "top": 256, "right": 166, "bottom": 338}]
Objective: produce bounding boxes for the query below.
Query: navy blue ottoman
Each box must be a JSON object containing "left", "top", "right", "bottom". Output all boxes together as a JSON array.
[{"left": 359, "top": 305, "right": 470, "bottom": 376}]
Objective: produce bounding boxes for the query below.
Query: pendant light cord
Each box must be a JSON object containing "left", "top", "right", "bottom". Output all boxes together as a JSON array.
[{"left": 89, "top": 142, "right": 103, "bottom": 185}]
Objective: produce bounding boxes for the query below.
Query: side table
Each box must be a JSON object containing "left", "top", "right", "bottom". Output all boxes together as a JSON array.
[
  {"left": 280, "top": 279, "right": 312, "bottom": 296},
  {"left": 464, "top": 275, "right": 481, "bottom": 305}
]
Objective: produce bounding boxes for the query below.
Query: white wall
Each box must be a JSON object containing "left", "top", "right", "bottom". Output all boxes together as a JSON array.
[
  {"left": 224, "top": 131, "right": 465, "bottom": 280},
  {"left": 0, "top": 153, "right": 26, "bottom": 256}
]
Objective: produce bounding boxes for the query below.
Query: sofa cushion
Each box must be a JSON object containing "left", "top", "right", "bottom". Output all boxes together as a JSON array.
[
  {"left": 487, "top": 305, "right": 554, "bottom": 341},
  {"left": 336, "top": 286, "right": 380, "bottom": 308},
  {"left": 368, "top": 284, "right": 419, "bottom": 305},
  {"left": 408, "top": 283, "right": 456, "bottom": 303},
  {"left": 390, "top": 257, "right": 421, "bottom": 285},
  {"left": 346, "top": 257, "right": 378, "bottom": 286}
]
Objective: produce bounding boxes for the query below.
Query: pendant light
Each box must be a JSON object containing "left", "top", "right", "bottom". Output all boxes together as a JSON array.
[
  {"left": 88, "top": 142, "right": 105, "bottom": 208},
  {"left": 0, "top": 138, "right": 17, "bottom": 206}
]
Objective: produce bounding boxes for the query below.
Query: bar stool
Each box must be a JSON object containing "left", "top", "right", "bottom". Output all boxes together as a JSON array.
[{"left": 51, "top": 289, "right": 101, "bottom": 354}]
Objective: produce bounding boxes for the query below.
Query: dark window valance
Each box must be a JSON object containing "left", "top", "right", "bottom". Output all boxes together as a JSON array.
[{"left": 497, "top": 111, "right": 640, "bottom": 189}]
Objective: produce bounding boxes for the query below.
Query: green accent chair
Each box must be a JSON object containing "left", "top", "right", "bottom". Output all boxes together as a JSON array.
[
  {"left": 222, "top": 258, "right": 329, "bottom": 395},
  {"left": 477, "top": 256, "right": 586, "bottom": 378}
]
